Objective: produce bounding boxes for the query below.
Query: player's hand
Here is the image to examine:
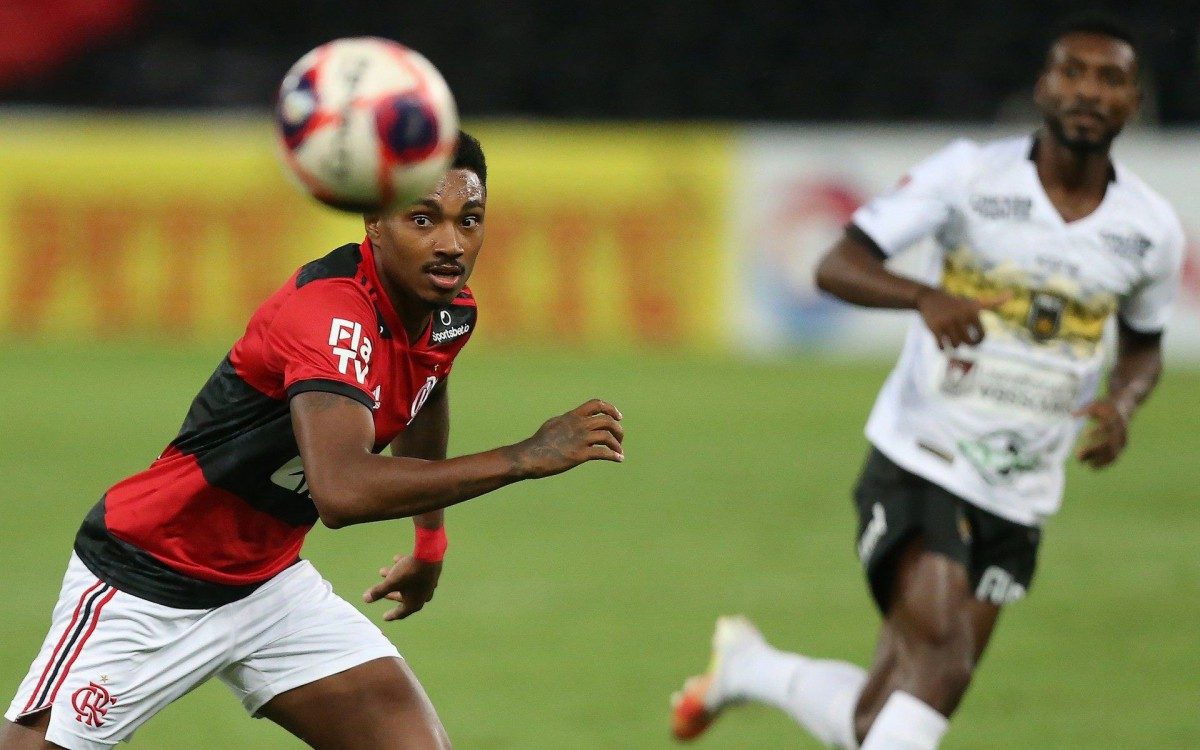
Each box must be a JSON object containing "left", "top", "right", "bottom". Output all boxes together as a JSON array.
[
  {"left": 511, "top": 399, "right": 624, "bottom": 478},
  {"left": 916, "top": 288, "right": 1010, "bottom": 349},
  {"left": 1073, "top": 398, "right": 1131, "bottom": 469},
  {"left": 363, "top": 554, "right": 442, "bottom": 621}
]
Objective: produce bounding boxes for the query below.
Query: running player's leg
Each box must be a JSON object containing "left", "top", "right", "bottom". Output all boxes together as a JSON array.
[
  {"left": 0, "top": 711, "right": 61, "bottom": 750},
  {"left": 258, "top": 657, "right": 448, "bottom": 750},
  {"left": 852, "top": 538, "right": 1001, "bottom": 749}
]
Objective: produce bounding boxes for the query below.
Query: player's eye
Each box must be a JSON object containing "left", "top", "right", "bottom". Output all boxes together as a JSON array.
[
  {"left": 1101, "top": 70, "right": 1127, "bottom": 87},
  {"left": 461, "top": 215, "right": 481, "bottom": 228},
  {"left": 412, "top": 215, "right": 433, "bottom": 227}
]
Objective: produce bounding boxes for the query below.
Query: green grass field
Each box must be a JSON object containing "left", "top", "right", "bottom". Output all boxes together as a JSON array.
[{"left": 1, "top": 342, "right": 1196, "bottom": 749}]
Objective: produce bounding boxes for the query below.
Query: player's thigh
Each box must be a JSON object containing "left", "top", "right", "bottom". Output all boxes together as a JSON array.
[
  {"left": 852, "top": 446, "right": 926, "bottom": 612},
  {"left": 889, "top": 538, "right": 976, "bottom": 648},
  {"left": 1, "top": 712, "right": 62, "bottom": 750},
  {"left": 258, "top": 657, "right": 449, "bottom": 750}
]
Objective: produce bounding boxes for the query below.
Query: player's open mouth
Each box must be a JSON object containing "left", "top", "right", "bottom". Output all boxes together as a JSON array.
[
  {"left": 1066, "top": 109, "right": 1104, "bottom": 125},
  {"left": 426, "top": 264, "right": 465, "bottom": 290}
]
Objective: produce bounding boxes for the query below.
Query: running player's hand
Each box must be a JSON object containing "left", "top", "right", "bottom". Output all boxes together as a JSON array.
[
  {"left": 1074, "top": 397, "right": 1130, "bottom": 469},
  {"left": 916, "top": 288, "right": 1010, "bottom": 349},
  {"left": 510, "top": 399, "right": 624, "bottom": 478},
  {"left": 363, "top": 554, "right": 441, "bottom": 621}
]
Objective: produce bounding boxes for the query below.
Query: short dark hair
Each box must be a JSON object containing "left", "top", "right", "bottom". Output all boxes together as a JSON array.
[
  {"left": 451, "top": 131, "right": 487, "bottom": 189},
  {"left": 1046, "top": 10, "right": 1140, "bottom": 66}
]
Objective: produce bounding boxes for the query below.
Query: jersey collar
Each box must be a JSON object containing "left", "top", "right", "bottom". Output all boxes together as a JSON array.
[{"left": 358, "top": 237, "right": 409, "bottom": 343}]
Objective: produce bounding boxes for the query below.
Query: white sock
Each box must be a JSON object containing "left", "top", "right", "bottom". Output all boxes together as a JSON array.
[
  {"left": 719, "top": 643, "right": 866, "bottom": 749},
  {"left": 859, "top": 691, "right": 948, "bottom": 750}
]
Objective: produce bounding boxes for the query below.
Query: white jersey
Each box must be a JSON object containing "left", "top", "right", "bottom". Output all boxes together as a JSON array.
[{"left": 853, "top": 135, "right": 1184, "bottom": 526}]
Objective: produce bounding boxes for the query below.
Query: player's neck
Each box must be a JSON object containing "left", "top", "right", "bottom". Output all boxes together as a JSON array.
[
  {"left": 375, "top": 267, "right": 433, "bottom": 342},
  {"left": 1034, "top": 130, "right": 1113, "bottom": 195},
  {"left": 392, "top": 292, "right": 433, "bottom": 342}
]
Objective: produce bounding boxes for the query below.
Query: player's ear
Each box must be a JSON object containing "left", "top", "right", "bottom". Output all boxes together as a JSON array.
[
  {"left": 1033, "top": 72, "right": 1049, "bottom": 108},
  {"left": 364, "top": 214, "right": 381, "bottom": 241}
]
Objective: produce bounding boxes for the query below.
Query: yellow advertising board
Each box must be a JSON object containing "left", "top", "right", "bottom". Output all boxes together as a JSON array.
[{"left": 0, "top": 116, "right": 731, "bottom": 348}]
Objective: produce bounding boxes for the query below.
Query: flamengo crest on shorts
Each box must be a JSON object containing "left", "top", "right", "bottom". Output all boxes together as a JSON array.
[{"left": 71, "top": 682, "right": 117, "bottom": 728}]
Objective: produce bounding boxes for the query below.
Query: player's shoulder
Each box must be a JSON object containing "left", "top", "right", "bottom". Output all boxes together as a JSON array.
[
  {"left": 913, "top": 136, "right": 1021, "bottom": 186},
  {"left": 286, "top": 244, "right": 374, "bottom": 306},
  {"left": 973, "top": 134, "right": 1032, "bottom": 165},
  {"left": 264, "top": 244, "right": 375, "bottom": 333},
  {"left": 920, "top": 136, "right": 983, "bottom": 170},
  {"left": 296, "top": 243, "right": 367, "bottom": 290},
  {"left": 1111, "top": 163, "right": 1185, "bottom": 238}
]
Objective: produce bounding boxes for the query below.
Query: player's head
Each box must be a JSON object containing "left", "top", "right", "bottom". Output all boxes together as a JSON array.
[
  {"left": 1035, "top": 11, "right": 1140, "bottom": 153},
  {"left": 365, "top": 131, "right": 487, "bottom": 318}
]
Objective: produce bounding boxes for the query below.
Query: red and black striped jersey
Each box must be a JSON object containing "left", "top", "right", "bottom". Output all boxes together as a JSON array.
[{"left": 74, "top": 239, "right": 475, "bottom": 608}]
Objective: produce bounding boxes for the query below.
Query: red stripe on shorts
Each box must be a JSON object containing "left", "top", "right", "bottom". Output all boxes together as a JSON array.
[
  {"left": 46, "top": 587, "right": 118, "bottom": 706},
  {"left": 21, "top": 579, "right": 106, "bottom": 714}
]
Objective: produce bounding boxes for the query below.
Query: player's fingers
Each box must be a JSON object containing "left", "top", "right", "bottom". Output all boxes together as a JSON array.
[
  {"left": 364, "top": 579, "right": 403, "bottom": 602},
  {"left": 1071, "top": 402, "right": 1097, "bottom": 418},
  {"left": 588, "top": 414, "right": 625, "bottom": 442},
  {"left": 587, "top": 444, "right": 625, "bottom": 463},
  {"left": 392, "top": 599, "right": 424, "bottom": 621},
  {"left": 978, "top": 291, "right": 1013, "bottom": 310},
  {"left": 379, "top": 567, "right": 390, "bottom": 577},
  {"left": 575, "top": 398, "right": 622, "bottom": 420},
  {"left": 1076, "top": 438, "right": 1108, "bottom": 466},
  {"left": 945, "top": 321, "right": 970, "bottom": 349},
  {"left": 588, "top": 430, "right": 624, "bottom": 454},
  {"left": 964, "top": 323, "right": 983, "bottom": 345}
]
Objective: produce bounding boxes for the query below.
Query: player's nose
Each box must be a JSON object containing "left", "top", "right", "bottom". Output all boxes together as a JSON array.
[{"left": 432, "top": 224, "right": 465, "bottom": 258}]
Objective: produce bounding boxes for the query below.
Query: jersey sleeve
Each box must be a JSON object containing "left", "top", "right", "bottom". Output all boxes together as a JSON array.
[
  {"left": 264, "top": 279, "right": 379, "bottom": 409},
  {"left": 851, "top": 138, "right": 979, "bottom": 256},
  {"left": 1119, "top": 214, "right": 1187, "bottom": 333}
]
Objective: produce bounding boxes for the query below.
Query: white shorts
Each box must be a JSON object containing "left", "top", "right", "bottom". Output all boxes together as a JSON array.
[{"left": 5, "top": 553, "right": 401, "bottom": 750}]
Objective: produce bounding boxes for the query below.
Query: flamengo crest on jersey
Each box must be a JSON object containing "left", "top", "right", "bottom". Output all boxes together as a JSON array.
[
  {"left": 853, "top": 135, "right": 1184, "bottom": 527},
  {"left": 73, "top": 239, "right": 476, "bottom": 607}
]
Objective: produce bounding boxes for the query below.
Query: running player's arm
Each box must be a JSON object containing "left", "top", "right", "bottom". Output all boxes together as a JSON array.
[
  {"left": 816, "top": 139, "right": 1005, "bottom": 348},
  {"left": 815, "top": 227, "right": 1007, "bottom": 349},
  {"left": 290, "top": 389, "right": 623, "bottom": 529},
  {"left": 1074, "top": 322, "right": 1163, "bottom": 469},
  {"left": 1077, "top": 212, "right": 1184, "bottom": 469}
]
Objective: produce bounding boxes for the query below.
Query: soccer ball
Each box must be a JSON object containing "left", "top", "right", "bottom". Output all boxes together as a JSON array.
[{"left": 275, "top": 37, "right": 459, "bottom": 213}]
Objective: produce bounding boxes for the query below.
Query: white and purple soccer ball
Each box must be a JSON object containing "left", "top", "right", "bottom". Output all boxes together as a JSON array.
[{"left": 275, "top": 37, "right": 459, "bottom": 212}]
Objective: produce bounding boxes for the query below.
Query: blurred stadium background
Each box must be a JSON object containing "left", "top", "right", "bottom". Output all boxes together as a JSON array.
[{"left": 1, "top": 2, "right": 1197, "bottom": 748}]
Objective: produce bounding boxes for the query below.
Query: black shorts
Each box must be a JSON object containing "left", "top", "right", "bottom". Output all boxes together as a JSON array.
[{"left": 853, "top": 446, "right": 1041, "bottom": 613}]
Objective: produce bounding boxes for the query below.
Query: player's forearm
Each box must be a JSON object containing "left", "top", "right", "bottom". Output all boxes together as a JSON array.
[
  {"left": 1106, "top": 332, "right": 1163, "bottom": 418},
  {"left": 815, "top": 233, "right": 933, "bottom": 310},
  {"left": 413, "top": 509, "right": 444, "bottom": 530},
  {"left": 312, "top": 446, "right": 529, "bottom": 528}
]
